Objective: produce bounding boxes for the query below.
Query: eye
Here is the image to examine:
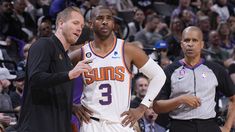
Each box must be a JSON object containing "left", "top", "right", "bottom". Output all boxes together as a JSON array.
[
  {"left": 73, "top": 21, "right": 79, "bottom": 25},
  {"left": 107, "top": 16, "right": 113, "bottom": 20},
  {"left": 96, "top": 16, "right": 103, "bottom": 21},
  {"left": 192, "top": 39, "right": 198, "bottom": 42},
  {"left": 184, "top": 38, "right": 190, "bottom": 43}
]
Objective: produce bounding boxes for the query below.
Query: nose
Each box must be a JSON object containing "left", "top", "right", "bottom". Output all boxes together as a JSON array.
[
  {"left": 187, "top": 40, "right": 193, "bottom": 45},
  {"left": 185, "top": 40, "right": 194, "bottom": 47},
  {"left": 77, "top": 25, "right": 83, "bottom": 33},
  {"left": 102, "top": 19, "right": 108, "bottom": 25}
]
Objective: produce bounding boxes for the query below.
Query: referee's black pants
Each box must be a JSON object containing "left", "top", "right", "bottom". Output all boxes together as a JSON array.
[{"left": 170, "top": 118, "right": 221, "bottom": 132}]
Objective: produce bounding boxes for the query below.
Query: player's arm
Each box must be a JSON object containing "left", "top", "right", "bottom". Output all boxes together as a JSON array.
[
  {"left": 72, "top": 104, "right": 93, "bottom": 124},
  {"left": 121, "top": 43, "right": 166, "bottom": 127},
  {"left": 69, "top": 48, "right": 83, "bottom": 65},
  {"left": 222, "top": 95, "right": 235, "bottom": 131},
  {"left": 69, "top": 49, "right": 94, "bottom": 123},
  {"left": 68, "top": 48, "right": 91, "bottom": 80},
  {"left": 125, "top": 43, "right": 166, "bottom": 108},
  {"left": 215, "top": 62, "right": 235, "bottom": 131}
]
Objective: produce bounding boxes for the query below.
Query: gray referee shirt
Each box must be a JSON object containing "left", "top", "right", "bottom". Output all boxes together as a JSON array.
[{"left": 157, "top": 59, "right": 235, "bottom": 120}]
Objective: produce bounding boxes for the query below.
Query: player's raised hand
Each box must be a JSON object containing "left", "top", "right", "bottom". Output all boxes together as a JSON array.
[
  {"left": 73, "top": 104, "right": 93, "bottom": 124},
  {"left": 121, "top": 104, "right": 148, "bottom": 127},
  {"left": 69, "top": 59, "right": 93, "bottom": 80}
]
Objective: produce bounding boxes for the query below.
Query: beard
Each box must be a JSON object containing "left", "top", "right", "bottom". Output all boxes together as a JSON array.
[{"left": 94, "top": 28, "right": 112, "bottom": 40}]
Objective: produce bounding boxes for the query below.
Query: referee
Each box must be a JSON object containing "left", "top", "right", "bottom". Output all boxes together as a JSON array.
[{"left": 153, "top": 26, "right": 235, "bottom": 132}]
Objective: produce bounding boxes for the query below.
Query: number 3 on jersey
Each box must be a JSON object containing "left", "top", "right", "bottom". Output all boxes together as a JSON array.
[{"left": 99, "top": 84, "right": 112, "bottom": 105}]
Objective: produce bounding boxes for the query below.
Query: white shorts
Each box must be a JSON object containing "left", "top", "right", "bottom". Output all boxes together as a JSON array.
[{"left": 80, "top": 118, "right": 135, "bottom": 132}]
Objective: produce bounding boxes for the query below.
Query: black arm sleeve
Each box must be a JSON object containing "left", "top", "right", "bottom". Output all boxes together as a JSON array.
[{"left": 206, "top": 61, "right": 235, "bottom": 97}]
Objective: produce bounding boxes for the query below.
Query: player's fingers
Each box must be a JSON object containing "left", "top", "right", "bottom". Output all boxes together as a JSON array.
[
  {"left": 83, "top": 105, "right": 93, "bottom": 115},
  {"left": 79, "top": 62, "right": 92, "bottom": 67},
  {"left": 79, "top": 68, "right": 91, "bottom": 73},
  {"left": 82, "top": 65, "right": 92, "bottom": 72},
  {"left": 130, "top": 119, "right": 137, "bottom": 127},
  {"left": 75, "top": 112, "right": 82, "bottom": 122},
  {"left": 73, "top": 64, "right": 90, "bottom": 72},
  {"left": 129, "top": 114, "right": 138, "bottom": 127},
  {"left": 123, "top": 114, "right": 136, "bottom": 127},
  {"left": 125, "top": 115, "right": 137, "bottom": 127},
  {"left": 76, "top": 108, "right": 90, "bottom": 124},
  {"left": 80, "top": 58, "right": 94, "bottom": 64},
  {"left": 80, "top": 113, "right": 89, "bottom": 124},
  {"left": 121, "top": 111, "right": 128, "bottom": 117},
  {"left": 123, "top": 117, "right": 131, "bottom": 127},
  {"left": 82, "top": 109, "right": 91, "bottom": 123},
  {"left": 121, "top": 111, "right": 130, "bottom": 124},
  {"left": 121, "top": 114, "right": 130, "bottom": 126},
  {"left": 76, "top": 113, "right": 83, "bottom": 123},
  {"left": 125, "top": 115, "right": 136, "bottom": 127},
  {"left": 75, "top": 63, "right": 92, "bottom": 71}
]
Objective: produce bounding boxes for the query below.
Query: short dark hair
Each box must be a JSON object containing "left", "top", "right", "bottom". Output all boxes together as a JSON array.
[
  {"left": 90, "top": 5, "right": 113, "bottom": 20},
  {"left": 133, "top": 73, "right": 148, "bottom": 83}
]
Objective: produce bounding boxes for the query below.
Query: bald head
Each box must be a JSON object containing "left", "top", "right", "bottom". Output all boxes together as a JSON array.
[
  {"left": 182, "top": 26, "right": 203, "bottom": 41},
  {"left": 181, "top": 26, "right": 204, "bottom": 60}
]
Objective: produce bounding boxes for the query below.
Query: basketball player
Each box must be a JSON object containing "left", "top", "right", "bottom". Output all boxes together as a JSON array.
[{"left": 70, "top": 5, "right": 166, "bottom": 132}]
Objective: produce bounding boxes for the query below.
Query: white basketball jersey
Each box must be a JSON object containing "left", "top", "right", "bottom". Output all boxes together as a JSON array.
[{"left": 81, "top": 38, "right": 132, "bottom": 122}]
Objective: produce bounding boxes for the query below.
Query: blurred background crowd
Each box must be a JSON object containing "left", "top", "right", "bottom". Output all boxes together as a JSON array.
[{"left": 0, "top": 0, "right": 235, "bottom": 131}]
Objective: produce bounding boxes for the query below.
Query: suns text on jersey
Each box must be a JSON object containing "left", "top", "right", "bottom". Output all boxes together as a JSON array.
[{"left": 84, "top": 66, "right": 125, "bottom": 85}]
